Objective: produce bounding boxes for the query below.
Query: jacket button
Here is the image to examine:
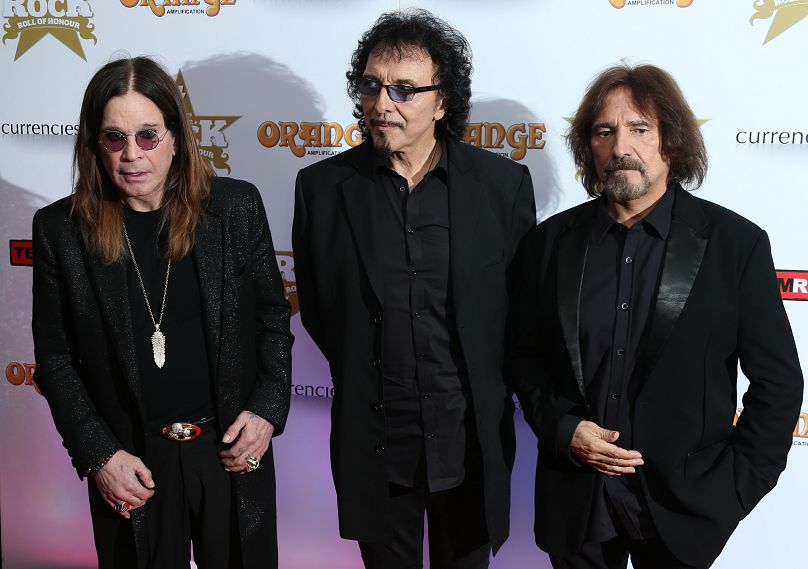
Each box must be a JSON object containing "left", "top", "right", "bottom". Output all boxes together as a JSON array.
[
  {"left": 371, "top": 402, "right": 384, "bottom": 413},
  {"left": 370, "top": 314, "right": 382, "bottom": 325},
  {"left": 371, "top": 358, "right": 382, "bottom": 367},
  {"left": 375, "top": 445, "right": 385, "bottom": 454}
]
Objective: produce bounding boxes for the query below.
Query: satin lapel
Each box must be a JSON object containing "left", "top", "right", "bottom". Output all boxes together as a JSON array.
[
  {"left": 556, "top": 209, "right": 595, "bottom": 401},
  {"left": 637, "top": 190, "right": 708, "bottom": 378},
  {"left": 86, "top": 253, "right": 145, "bottom": 414},
  {"left": 340, "top": 167, "right": 384, "bottom": 305},
  {"left": 193, "top": 210, "right": 224, "bottom": 376},
  {"left": 448, "top": 144, "right": 480, "bottom": 308}
]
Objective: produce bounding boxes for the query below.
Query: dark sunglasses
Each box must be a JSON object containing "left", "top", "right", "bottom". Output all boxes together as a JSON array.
[
  {"left": 358, "top": 78, "right": 442, "bottom": 103},
  {"left": 98, "top": 128, "right": 169, "bottom": 152}
]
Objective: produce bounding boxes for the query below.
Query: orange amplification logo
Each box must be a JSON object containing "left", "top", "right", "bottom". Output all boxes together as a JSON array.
[
  {"left": 120, "top": 0, "right": 235, "bottom": 17},
  {"left": 735, "top": 408, "right": 808, "bottom": 439},
  {"left": 609, "top": 0, "right": 693, "bottom": 7},
  {"left": 5, "top": 362, "right": 41, "bottom": 394}
]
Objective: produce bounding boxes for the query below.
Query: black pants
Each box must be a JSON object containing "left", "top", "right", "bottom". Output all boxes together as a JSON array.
[
  {"left": 358, "top": 470, "right": 491, "bottom": 569},
  {"left": 549, "top": 536, "right": 710, "bottom": 569},
  {"left": 93, "top": 426, "right": 241, "bottom": 569}
]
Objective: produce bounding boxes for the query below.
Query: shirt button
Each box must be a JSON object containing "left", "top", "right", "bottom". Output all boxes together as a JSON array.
[
  {"left": 370, "top": 314, "right": 382, "bottom": 325},
  {"left": 398, "top": 186, "right": 406, "bottom": 193},
  {"left": 616, "top": 348, "right": 625, "bottom": 356},
  {"left": 422, "top": 393, "right": 431, "bottom": 400},
  {"left": 425, "top": 432, "right": 435, "bottom": 439},
  {"left": 414, "top": 312, "right": 422, "bottom": 319},
  {"left": 371, "top": 402, "right": 384, "bottom": 413},
  {"left": 407, "top": 225, "right": 414, "bottom": 234},
  {"left": 610, "top": 393, "right": 621, "bottom": 400},
  {"left": 409, "top": 269, "right": 417, "bottom": 277},
  {"left": 370, "top": 358, "right": 382, "bottom": 367},
  {"left": 416, "top": 353, "right": 425, "bottom": 360},
  {"left": 625, "top": 257, "right": 633, "bottom": 264},
  {"left": 375, "top": 445, "right": 385, "bottom": 454},
  {"left": 621, "top": 302, "right": 629, "bottom": 310}
]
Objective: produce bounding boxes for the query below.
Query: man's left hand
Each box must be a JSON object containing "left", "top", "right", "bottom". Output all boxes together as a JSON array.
[{"left": 218, "top": 411, "right": 274, "bottom": 473}]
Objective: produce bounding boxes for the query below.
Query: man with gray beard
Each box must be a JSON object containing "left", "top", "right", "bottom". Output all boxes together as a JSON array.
[{"left": 507, "top": 63, "right": 802, "bottom": 569}]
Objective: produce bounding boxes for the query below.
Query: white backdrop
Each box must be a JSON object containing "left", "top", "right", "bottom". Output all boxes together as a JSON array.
[{"left": 1, "top": 1, "right": 806, "bottom": 568}]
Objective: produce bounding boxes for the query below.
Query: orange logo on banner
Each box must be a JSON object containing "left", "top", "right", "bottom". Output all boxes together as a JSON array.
[
  {"left": 120, "top": 0, "right": 235, "bottom": 17},
  {"left": 464, "top": 123, "right": 546, "bottom": 161},
  {"left": 750, "top": 0, "right": 808, "bottom": 44},
  {"left": 176, "top": 70, "right": 240, "bottom": 173},
  {"left": 608, "top": 0, "right": 693, "bottom": 7},
  {"left": 257, "top": 122, "right": 364, "bottom": 158},
  {"left": 275, "top": 251, "right": 298, "bottom": 316},
  {"left": 5, "top": 361, "right": 41, "bottom": 394},
  {"left": 2, "top": 0, "right": 97, "bottom": 60}
]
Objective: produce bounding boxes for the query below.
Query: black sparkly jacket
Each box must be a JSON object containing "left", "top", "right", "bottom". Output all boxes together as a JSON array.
[{"left": 32, "top": 177, "right": 292, "bottom": 567}]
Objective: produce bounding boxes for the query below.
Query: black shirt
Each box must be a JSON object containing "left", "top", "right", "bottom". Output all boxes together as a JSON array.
[
  {"left": 579, "top": 187, "right": 674, "bottom": 541},
  {"left": 374, "top": 144, "right": 470, "bottom": 492},
  {"left": 123, "top": 207, "right": 214, "bottom": 429}
]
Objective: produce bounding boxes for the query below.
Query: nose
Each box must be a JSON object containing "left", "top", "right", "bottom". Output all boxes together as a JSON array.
[
  {"left": 119, "top": 134, "right": 142, "bottom": 161},
  {"left": 373, "top": 85, "right": 396, "bottom": 114},
  {"left": 612, "top": 127, "right": 632, "bottom": 158}
]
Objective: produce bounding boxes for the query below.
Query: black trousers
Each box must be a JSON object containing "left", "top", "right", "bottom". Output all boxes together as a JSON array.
[
  {"left": 549, "top": 536, "right": 710, "bottom": 569},
  {"left": 358, "top": 467, "right": 491, "bottom": 569},
  {"left": 92, "top": 426, "right": 241, "bottom": 569}
]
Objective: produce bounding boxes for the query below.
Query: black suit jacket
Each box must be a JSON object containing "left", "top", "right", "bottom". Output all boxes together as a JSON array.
[
  {"left": 293, "top": 139, "right": 536, "bottom": 551},
  {"left": 507, "top": 186, "right": 803, "bottom": 566},
  {"left": 32, "top": 177, "right": 292, "bottom": 568}
]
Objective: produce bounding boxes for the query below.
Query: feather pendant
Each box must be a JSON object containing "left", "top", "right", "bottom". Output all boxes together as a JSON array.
[{"left": 151, "top": 327, "right": 166, "bottom": 368}]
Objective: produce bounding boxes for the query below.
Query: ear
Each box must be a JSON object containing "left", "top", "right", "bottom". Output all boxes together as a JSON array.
[{"left": 433, "top": 93, "right": 447, "bottom": 122}]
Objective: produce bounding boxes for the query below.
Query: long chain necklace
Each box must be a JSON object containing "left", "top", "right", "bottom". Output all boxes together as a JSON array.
[{"left": 123, "top": 224, "right": 171, "bottom": 369}]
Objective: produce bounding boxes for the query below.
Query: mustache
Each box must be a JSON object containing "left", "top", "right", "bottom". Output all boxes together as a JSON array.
[
  {"left": 370, "top": 118, "right": 404, "bottom": 129},
  {"left": 605, "top": 157, "right": 645, "bottom": 175}
]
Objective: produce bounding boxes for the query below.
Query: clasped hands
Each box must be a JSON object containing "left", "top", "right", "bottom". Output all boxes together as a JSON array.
[{"left": 94, "top": 410, "right": 273, "bottom": 518}]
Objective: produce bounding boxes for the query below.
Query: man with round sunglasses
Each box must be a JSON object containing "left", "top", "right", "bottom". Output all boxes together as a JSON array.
[{"left": 293, "top": 9, "right": 536, "bottom": 569}]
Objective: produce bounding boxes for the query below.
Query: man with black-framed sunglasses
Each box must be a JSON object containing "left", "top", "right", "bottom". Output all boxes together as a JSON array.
[{"left": 293, "top": 8, "right": 536, "bottom": 569}]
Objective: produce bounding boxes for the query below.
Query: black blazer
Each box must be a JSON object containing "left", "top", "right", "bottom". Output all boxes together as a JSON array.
[
  {"left": 32, "top": 177, "right": 292, "bottom": 568},
  {"left": 507, "top": 186, "right": 803, "bottom": 566},
  {"left": 293, "top": 139, "right": 536, "bottom": 551}
]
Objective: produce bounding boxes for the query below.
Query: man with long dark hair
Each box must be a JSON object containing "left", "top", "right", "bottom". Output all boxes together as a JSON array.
[
  {"left": 32, "top": 56, "right": 292, "bottom": 568},
  {"left": 293, "top": 9, "right": 535, "bottom": 568},
  {"left": 508, "top": 63, "right": 803, "bottom": 568}
]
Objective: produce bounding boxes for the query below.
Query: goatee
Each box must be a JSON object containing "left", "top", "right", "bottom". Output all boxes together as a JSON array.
[{"left": 601, "top": 157, "right": 650, "bottom": 204}]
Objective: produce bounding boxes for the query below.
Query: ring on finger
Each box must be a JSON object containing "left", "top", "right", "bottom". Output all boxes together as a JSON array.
[
  {"left": 113, "top": 501, "right": 130, "bottom": 513},
  {"left": 245, "top": 455, "right": 260, "bottom": 472}
]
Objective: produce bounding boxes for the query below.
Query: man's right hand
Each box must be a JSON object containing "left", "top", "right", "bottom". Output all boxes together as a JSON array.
[
  {"left": 571, "top": 420, "right": 644, "bottom": 476},
  {"left": 92, "top": 450, "right": 155, "bottom": 519}
]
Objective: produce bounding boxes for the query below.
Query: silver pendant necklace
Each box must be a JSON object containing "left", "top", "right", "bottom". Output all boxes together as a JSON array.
[{"left": 123, "top": 224, "right": 171, "bottom": 368}]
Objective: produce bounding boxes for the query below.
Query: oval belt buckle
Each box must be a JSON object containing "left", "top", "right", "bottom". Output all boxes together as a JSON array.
[{"left": 161, "top": 422, "right": 202, "bottom": 441}]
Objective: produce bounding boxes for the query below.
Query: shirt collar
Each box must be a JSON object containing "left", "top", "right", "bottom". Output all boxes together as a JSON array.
[
  {"left": 373, "top": 139, "right": 448, "bottom": 182},
  {"left": 592, "top": 184, "right": 675, "bottom": 242}
]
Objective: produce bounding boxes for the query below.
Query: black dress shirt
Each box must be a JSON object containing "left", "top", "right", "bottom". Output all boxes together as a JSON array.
[
  {"left": 374, "top": 144, "right": 471, "bottom": 492},
  {"left": 578, "top": 187, "right": 674, "bottom": 541},
  {"left": 124, "top": 207, "right": 214, "bottom": 430}
]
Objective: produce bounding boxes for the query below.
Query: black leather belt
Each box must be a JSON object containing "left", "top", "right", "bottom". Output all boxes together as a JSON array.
[{"left": 160, "top": 416, "right": 216, "bottom": 441}]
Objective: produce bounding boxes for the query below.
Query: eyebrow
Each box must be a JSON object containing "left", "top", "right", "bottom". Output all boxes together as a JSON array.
[
  {"left": 592, "top": 119, "right": 653, "bottom": 130},
  {"left": 100, "top": 122, "right": 162, "bottom": 131},
  {"left": 361, "top": 74, "right": 418, "bottom": 86}
]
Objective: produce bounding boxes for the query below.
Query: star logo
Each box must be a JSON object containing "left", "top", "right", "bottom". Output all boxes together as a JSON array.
[
  {"left": 2, "top": 0, "right": 97, "bottom": 60},
  {"left": 750, "top": 0, "right": 808, "bottom": 43},
  {"left": 176, "top": 70, "right": 241, "bottom": 174}
]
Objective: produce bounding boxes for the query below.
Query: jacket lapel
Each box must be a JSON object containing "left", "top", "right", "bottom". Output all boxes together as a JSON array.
[
  {"left": 557, "top": 203, "right": 598, "bottom": 401},
  {"left": 636, "top": 188, "right": 709, "bottom": 378},
  {"left": 193, "top": 206, "right": 224, "bottom": 378},
  {"left": 340, "top": 143, "right": 384, "bottom": 305},
  {"left": 86, "top": 253, "right": 145, "bottom": 415},
  {"left": 447, "top": 141, "right": 481, "bottom": 308}
]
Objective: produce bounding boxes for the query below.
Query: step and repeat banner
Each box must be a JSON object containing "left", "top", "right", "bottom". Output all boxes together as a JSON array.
[{"left": 1, "top": 1, "right": 806, "bottom": 568}]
